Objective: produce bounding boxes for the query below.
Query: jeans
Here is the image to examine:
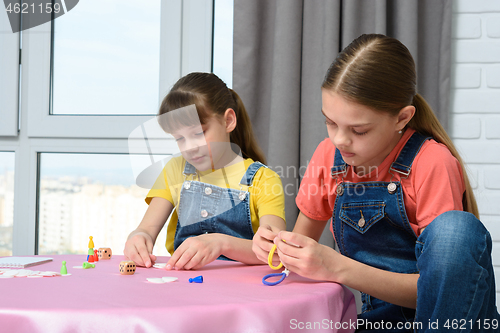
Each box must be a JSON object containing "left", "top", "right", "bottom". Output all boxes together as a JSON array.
[{"left": 415, "top": 210, "right": 500, "bottom": 332}]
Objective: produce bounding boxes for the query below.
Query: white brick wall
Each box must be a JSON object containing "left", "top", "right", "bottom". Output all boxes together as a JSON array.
[{"left": 451, "top": 0, "right": 500, "bottom": 309}]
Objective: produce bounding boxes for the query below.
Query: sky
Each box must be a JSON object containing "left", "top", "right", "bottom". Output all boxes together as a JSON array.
[
  {"left": 0, "top": 152, "right": 15, "bottom": 172},
  {"left": 51, "top": 0, "right": 233, "bottom": 115}
]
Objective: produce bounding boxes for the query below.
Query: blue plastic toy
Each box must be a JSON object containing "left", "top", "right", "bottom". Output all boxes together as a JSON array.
[{"left": 189, "top": 275, "right": 203, "bottom": 283}]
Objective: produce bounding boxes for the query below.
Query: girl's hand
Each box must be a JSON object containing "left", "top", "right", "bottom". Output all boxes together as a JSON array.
[
  {"left": 274, "top": 231, "right": 340, "bottom": 282},
  {"left": 124, "top": 232, "right": 157, "bottom": 268},
  {"left": 252, "top": 224, "right": 282, "bottom": 265},
  {"left": 166, "top": 234, "right": 223, "bottom": 270}
]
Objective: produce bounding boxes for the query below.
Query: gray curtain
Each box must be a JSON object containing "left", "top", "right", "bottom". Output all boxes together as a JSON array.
[{"left": 233, "top": 0, "right": 452, "bottom": 245}]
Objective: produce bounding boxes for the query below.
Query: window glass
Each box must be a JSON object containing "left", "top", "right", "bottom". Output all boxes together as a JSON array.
[
  {"left": 213, "top": 0, "right": 234, "bottom": 88},
  {"left": 51, "top": 0, "right": 161, "bottom": 115},
  {"left": 0, "top": 152, "right": 15, "bottom": 256},
  {"left": 38, "top": 153, "right": 170, "bottom": 257}
]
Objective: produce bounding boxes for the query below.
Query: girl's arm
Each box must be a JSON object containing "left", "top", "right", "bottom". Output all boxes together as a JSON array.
[
  {"left": 167, "top": 214, "right": 286, "bottom": 270},
  {"left": 124, "top": 197, "right": 173, "bottom": 267},
  {"left": 281, "top": 212, "right": 418, "bottom": 309},
  {"left": 292, "top": 211, "right": 328, "bottom": 241},
  {"left": 220, "top": 215, "right": 284, "bottom": 264},
  {"left": 252, "top": 215, "right": 287, "bottom": 264}
]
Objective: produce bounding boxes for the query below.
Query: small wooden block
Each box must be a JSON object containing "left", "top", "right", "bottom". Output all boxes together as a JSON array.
[
  {"left": 98, "top": 248, "right": 112, "bottom": 260},
  {"left": 119, "top": 261, "right": 136, "bottom": 275}
]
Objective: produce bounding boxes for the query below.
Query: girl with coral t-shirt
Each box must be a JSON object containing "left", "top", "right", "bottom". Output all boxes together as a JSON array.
[{"left": 253, "top": 34, "right": 499, "bottom": 332}]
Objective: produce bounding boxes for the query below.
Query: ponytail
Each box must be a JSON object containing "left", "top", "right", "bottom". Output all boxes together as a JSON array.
[
  {"left": 229, "top": 89, "right": 267, "bottom": 165},
  {"left": 410, "top": 94, "right": 479, "bottom": 218}
]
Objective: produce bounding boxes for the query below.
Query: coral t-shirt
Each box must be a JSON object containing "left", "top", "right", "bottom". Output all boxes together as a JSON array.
[{"left": 296, "top": 129, "right": 465, "bottom": 236}]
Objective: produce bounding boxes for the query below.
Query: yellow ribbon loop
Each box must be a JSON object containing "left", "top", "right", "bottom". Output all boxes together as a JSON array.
[{"left": 268, "top": 244, "right": 283, "bottom": 270}]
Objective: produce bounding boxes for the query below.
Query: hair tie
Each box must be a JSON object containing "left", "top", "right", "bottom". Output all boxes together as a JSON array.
[{"left": 262, "top": 244, "right": 289, "bottom": 286}]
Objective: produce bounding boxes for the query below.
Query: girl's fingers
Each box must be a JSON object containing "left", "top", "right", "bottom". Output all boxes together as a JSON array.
[
  {"left": 125, "top": 234, "right": 155, "bottom": 267},
  {"left": 252, "top": 245, "right": 268, "bottom": 263},
  {"left": 141, "top": 240, "right": 155, "bottom": 267},
  {"left": 140, "top": 251, "right": 152, "bottom": 267},
  {"left": 274, "top": 231, "right": 316, "bottom": 267},
  {"left": 276, "top": 241, "right": 301, "bottom": 260},
  {"left": 166, "top": 248, "right": 183, "bottom": 270},
  {"left": 273, "top": 232, "right": 305, "bottom": 260},
  {"left": 126, "top": 250, "right": 143, "bottom": 267},
  {"left": 134, "top": 242, "right": 152, "bottom": 267},
  {"left": 143, "top": 240, "right": 156, "bottom": 267},
  {"left": 258, "top": 225, "right": 280, "bottom": 242},
  {"left": 170, "top": 246, "right": 198, "bottom": 270},
  {"left": 180, "top": 251, "right": 199, "bottom": 270},
  {"left": 276, "top": 231, "right": 305, "bottom": 248},
  {"left": 277, "top": 251, "right": 301, "bottom": 271},
  {"left": 185, "top": 253, "right": 205, "bottom": 270}
]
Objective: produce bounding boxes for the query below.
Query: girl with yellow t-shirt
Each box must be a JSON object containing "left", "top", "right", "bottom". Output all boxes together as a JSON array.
[{"left": 125, "top": 72, "right": 286, "bottom": 270}]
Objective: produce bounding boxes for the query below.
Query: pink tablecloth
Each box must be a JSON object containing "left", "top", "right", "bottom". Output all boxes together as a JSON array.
[{"left": 0, "top": 255, "right": 357, "bottom": 333}]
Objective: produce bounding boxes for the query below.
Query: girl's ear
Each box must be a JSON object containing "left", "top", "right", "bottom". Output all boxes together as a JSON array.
[
  {"left": 396, "top": 105, "right": 415, "bottom": 132},
  {"left": 224, "top": 108, "right": 237, "bottom": 133}
]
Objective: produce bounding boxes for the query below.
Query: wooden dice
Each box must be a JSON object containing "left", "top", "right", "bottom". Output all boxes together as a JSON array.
[
  {"left": 98, "top": 248, "right": 112, "bottom": 260},
  {"left": 119, "top": 261, "right": 136, "bottom": 275}
]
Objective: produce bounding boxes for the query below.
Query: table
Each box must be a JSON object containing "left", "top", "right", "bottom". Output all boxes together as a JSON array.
[{"left": 0, "top": 255, "right": 357, "bottom": 333}]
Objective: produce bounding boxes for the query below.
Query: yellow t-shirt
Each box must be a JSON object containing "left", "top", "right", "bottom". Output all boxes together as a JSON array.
[{"left": 146, "top": 155, "right": 286, "bottom": 254}]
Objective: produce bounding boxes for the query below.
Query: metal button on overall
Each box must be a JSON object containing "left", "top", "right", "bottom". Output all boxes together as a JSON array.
[
  {"left": 358, "top": 210, "right": 366, "bottom": 227},
  {"left": 183, "top": 181, "right": 191, "bottom": 190},
  {"left": 204, "top": 187, "right": 212, "bottom": 195},
  {"left": 387, "top": 182, "right": 397, "bottom": 194},
  {"left": 238, "top": 192, "right": 246, "bottom": 201},
  {"left": 200, "top": 210, "right": 208, "bottom": 218},
  {"left": 336, "top": 184, "right": 344, "bottom": 196}
]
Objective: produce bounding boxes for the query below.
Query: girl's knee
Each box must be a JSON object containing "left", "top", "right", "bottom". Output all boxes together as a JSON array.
[
  {"left": 420, "top": 210, "right": 489, "bottom": 245},
  {"left": 417, "top": 210, "right": 492, "bottom": 266}
]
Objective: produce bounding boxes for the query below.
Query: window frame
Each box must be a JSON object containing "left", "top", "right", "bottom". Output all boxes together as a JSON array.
[{"left": 24, "top": 0, "right": 213, "bottom": 139}]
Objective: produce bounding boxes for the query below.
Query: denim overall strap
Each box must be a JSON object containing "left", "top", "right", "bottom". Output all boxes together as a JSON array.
[
  {"left": 240, "top": 162, "right": 267, "bottom": 186},
  {"left": 182, "top": 161, "right": 197, "bottom": 176},
  {"left": 390, "top": 132, "right": 431, "bottom": 177},
  {"left": 331, "top": 149, "right": 347, "bottom": 178}
]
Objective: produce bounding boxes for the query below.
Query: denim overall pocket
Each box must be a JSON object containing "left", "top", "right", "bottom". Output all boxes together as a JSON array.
[{"left": 339, "top": 201, "right": 386, "bottom": 234}]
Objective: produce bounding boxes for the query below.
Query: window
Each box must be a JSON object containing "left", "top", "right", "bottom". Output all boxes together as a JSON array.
[
  {"left": 24, "top": 0, "right": 213, "bottom": 139},
  {"left": 1, "top": 0, "right": 236, "bottom": 256},
  {"left": 51, "top": 0, "right": 161, "bottom": 115},
  {"left": 37, "top": 153, "right": 170, "bottom": 256},
  {"left": 0, "top": 152, "right": 15, "bottom": 256},
  {"left": 0, "top": 7, "right": 19, "bottom": 136},
  {"left": 213, "top": 0, "right": 234, "bottom": 88}
]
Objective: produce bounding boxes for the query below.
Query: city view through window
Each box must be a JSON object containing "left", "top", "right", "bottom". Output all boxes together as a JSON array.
[{"left": 38, "top": 153, "right": 170, "bottom": 257}]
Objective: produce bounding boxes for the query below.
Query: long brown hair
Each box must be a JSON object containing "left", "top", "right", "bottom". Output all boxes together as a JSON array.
[
  {"left": 322, "top": 34, "right": 478, "bottom": 218},
  {"left": 158, "top": 72, "right": 267, "bottom": 164}
]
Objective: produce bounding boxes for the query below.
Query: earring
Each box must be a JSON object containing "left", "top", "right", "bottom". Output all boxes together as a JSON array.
[{"left": 398, "top": 130, "right": 403, "bottom": 134}]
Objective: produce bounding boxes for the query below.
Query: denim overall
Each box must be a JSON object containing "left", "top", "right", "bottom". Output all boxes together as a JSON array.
[
  {"left": 331, "top": 132, "right": 430, "bottom": 331},
  {"left": 174, "top": 161, "right": 266, "bottom": 257}
]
